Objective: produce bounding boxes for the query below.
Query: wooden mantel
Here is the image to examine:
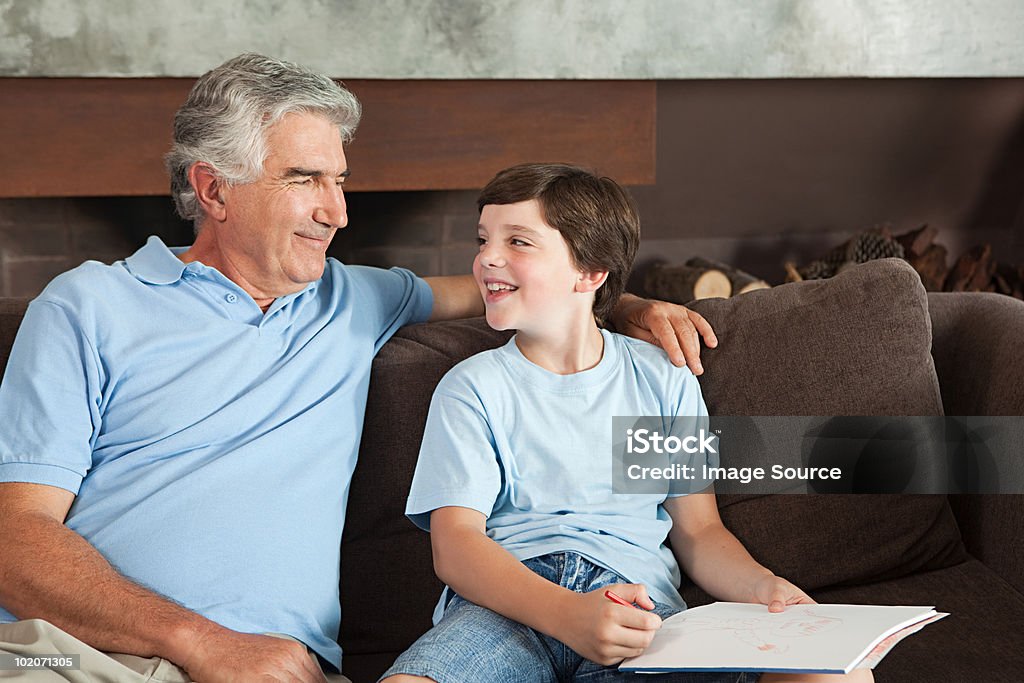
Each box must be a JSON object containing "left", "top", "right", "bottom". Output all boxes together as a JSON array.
[{"left": 0, "top": 79, "right": 655, "bottom": 197}]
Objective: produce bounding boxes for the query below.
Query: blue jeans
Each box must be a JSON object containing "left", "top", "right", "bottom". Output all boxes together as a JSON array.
[{"left": 382, "top": 552, "right": 758, "bottom": 683}]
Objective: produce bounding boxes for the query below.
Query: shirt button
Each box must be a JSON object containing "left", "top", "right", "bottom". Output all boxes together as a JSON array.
[{"left": 225, "top": 293, "right": 238, "bottom": 303}]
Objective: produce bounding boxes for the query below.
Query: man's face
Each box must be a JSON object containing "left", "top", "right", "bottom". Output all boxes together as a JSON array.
[{"left": 218, "top": 112, "right": 348, "bottom": 298}]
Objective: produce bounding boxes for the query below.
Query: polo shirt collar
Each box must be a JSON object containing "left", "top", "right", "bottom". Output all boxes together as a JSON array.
[
  {"left": 123, "top": 236, "right": 321, "bottom": 321},
  {"left": 125, "top": 235, "right": 189, "bottom": 285}
]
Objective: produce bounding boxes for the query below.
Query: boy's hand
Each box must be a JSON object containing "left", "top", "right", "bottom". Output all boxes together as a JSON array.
[
  {"left": 751, "top": 574, "right": 815, "bottom": 613},
  {"left": 610, "top": 295, "right": 718, "bottom": 375},
  {"left": 556, "top": 583, "right": 663, "bottom": 666}
]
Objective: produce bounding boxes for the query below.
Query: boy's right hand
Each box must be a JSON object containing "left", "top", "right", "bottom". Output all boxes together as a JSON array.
[{"left": 556, "top": 583, "right": 663, "bottom": 666}]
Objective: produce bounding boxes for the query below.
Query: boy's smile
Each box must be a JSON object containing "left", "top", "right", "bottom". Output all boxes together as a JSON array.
[{"left": 482, "top": 278, "right": 519, "bottom": 303}]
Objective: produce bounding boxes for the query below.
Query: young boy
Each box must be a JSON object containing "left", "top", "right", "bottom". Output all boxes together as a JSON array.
[{"left": 381, "top": 164, "right": 872, "bottom": 683}]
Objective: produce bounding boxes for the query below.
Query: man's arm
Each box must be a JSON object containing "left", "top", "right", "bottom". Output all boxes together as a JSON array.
[
  {"left": 424, "top": 276, "right": 717, "bottom": 373},
  {"left": 0, "top": 482, "right": 326, "bottom": 683},
  {"left": 424, "top": 275, "right": 484, "bottom": 321},
  {"left": 429, "top": 505, "right": 662, "bottom": 666},
  {"left": 663, "top": 493, "right": 811, "bottom": 612}
]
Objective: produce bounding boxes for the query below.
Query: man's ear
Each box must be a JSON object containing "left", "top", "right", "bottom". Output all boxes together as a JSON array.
[
  {"left": 576, "top": 270, "right": 609, "bottom": 294},
  {"left": 188, "top": 162, "right": 227, "bottom": 222}
]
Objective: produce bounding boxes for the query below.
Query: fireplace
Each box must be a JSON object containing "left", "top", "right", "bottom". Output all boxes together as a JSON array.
[{"left": 1, "top": 78, "right": 1022, "bottom": 299}]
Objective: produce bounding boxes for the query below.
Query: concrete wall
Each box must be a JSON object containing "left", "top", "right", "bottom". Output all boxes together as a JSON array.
[{"left": 2, "top": 0, "right": 1023, "bottom": 78}]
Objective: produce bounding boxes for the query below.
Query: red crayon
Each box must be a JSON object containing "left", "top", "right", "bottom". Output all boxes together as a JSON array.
[{"left": 604, "top": 589, "right": 651, "bottom": 611}]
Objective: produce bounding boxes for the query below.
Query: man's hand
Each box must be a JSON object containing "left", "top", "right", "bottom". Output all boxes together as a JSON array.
[
  {"left": 555, "top": 584, "right": 662, "bottom": 666},
  {"left": 750, "top": 574, "right": 815, "bottom": 613},
  {"left": 178, "top": 625, "right": 328, "bottom": 683},
  {"left": 611, "top": 294, "right": 718, "bottom": 374}
]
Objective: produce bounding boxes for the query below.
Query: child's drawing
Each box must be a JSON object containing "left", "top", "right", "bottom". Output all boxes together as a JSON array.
[{"left": 663, "top": 606, "right": 844, "bottom": 654}]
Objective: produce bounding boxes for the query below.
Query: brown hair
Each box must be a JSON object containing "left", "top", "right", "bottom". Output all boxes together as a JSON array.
[{"left": 477, "top": 163, "right": 640, "bottom": 323}]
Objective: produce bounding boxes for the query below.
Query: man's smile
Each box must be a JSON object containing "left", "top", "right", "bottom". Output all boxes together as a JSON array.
[{"left": 294, "top": 231, "right": 332, "bottom": 248}]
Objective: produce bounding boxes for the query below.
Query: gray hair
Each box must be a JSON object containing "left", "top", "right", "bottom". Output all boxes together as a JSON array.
[{"left": 166, "top": 53, "right": 362, "bottom": 225}]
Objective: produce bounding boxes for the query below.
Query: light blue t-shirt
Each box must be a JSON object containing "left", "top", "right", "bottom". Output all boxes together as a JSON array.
[
  {"left": 406, "top": 329, "right": 708, "bottom": 618},
  {"left": 0, "top": 236, "right": 433, "bottom": 669}
]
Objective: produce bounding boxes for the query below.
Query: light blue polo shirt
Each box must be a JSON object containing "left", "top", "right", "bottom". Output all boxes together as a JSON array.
[
  {"left": 406, "top": 329, "right": 708, "bottom": 620},
  {"left": 0, "top": 236, "right": 433, "bottom": 669}
]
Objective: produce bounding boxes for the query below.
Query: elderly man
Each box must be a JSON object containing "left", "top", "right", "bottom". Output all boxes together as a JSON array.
[{"left": 0, "top": 54, "right": 715, "bottom": 683}]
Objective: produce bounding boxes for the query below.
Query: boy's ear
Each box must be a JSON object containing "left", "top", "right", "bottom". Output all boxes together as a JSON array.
[{"left": 575, "top": 270, "right": 608, "bottom": 294}]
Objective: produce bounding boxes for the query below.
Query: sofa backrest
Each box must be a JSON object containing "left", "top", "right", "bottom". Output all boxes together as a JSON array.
[{"left": 927, "top": 290, "right": 1024, "bottom": 416}]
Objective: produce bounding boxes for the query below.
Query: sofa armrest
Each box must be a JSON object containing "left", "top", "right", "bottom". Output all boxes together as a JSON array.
[
  {"left": 948, "top": 494, "right": 1024, "bottom": 596},
  {"left": 927, "top": 292, "right": 1024, "bottom": 416}
]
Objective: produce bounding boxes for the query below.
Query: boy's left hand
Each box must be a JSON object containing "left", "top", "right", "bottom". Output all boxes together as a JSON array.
[
  {"left": 752, "top": 574, "right": 815, "bottom": 613},
  {"left": 611, "top": 295, "right": 718, "bottom": 375}
]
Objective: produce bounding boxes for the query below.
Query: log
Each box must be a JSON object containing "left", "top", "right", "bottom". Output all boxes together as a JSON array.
[
  {"left": 895, "top": 224, "right": 938, "bottom": 259},
  {"left": 684, "top": 257, "right": 770, "bottom": 295},
  {"left": 736, "top": 279, "right": 772, "bottom": 295},
  {"left": 644, "top": 264, "right": 732, "bottom": 304},
  {"left": 994, "top": 262, "right": 1024, "bottom": 299},
  {"left": 944, "top": 244, "right": 995, "bottom": 292},
  {"left": 907, "top": 244, "right": 949, "bottom": 292},
  {"left": 993, "top": 267, "right": 1012, "bottom": 295}
]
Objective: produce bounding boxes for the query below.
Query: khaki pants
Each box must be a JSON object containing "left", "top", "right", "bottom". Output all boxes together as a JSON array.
[{"left": 0, "top": 619, "right": 351, "bottom": 682}]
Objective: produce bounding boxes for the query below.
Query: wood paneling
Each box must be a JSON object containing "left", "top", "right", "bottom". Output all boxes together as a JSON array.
[{"left": 0, "top": 79, "right": 655, "bottom": 197}]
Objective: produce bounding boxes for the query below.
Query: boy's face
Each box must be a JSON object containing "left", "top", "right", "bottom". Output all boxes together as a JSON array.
[{"left": 474, "top": 199, "right": 589, "bottom": 334}]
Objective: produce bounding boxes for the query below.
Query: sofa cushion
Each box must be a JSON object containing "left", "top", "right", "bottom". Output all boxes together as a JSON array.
[
  {"left": 688, "top": 258, "right": 942, "bottom": 416},
  {"left": 811, "top": 559, "right": 1024, "bottom": 682},
  {"left": 686, "top": 259, "right": 965, "bottom": 592},
  {"left": 716, "top": 493, "right": 964, "bottom": 591}
]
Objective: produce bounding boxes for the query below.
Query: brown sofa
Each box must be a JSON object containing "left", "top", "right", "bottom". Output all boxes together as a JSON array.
[{"left": 2, "top": 258, "right": 1023, "bottom": 682}]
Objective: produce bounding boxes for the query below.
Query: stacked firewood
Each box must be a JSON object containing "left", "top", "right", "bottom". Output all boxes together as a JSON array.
[
  {"left": 785, "top": 224, "right": 1024, "bottom": 299},
  {"left": 895, "top": 225, "right": 948, "bottom": 291},
  {"left": 910, "top": 225, "right": 1024, "bottom": 298},
  {"left": 644, "top": 257, "right": 770, "bottom": 304},
  {"left": 785, "top": 226, "right": 905, "bottom": 282}
]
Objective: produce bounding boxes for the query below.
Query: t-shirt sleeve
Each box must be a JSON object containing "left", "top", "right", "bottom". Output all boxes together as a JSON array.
[
  {"left": 674, "top": 368, "right": 709, "bottom": 422},
  {"left": 405, "top": 379, "right": 503, "bottom": 532},
  {"left": 346, "top": 265, "right": 434, "bottom": 351},
  {"left": 0, "top": 300, "right": 102, "bottom": 494},
  {"left": 666, "top": 367, "right": 716, "bottom": 497}
]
